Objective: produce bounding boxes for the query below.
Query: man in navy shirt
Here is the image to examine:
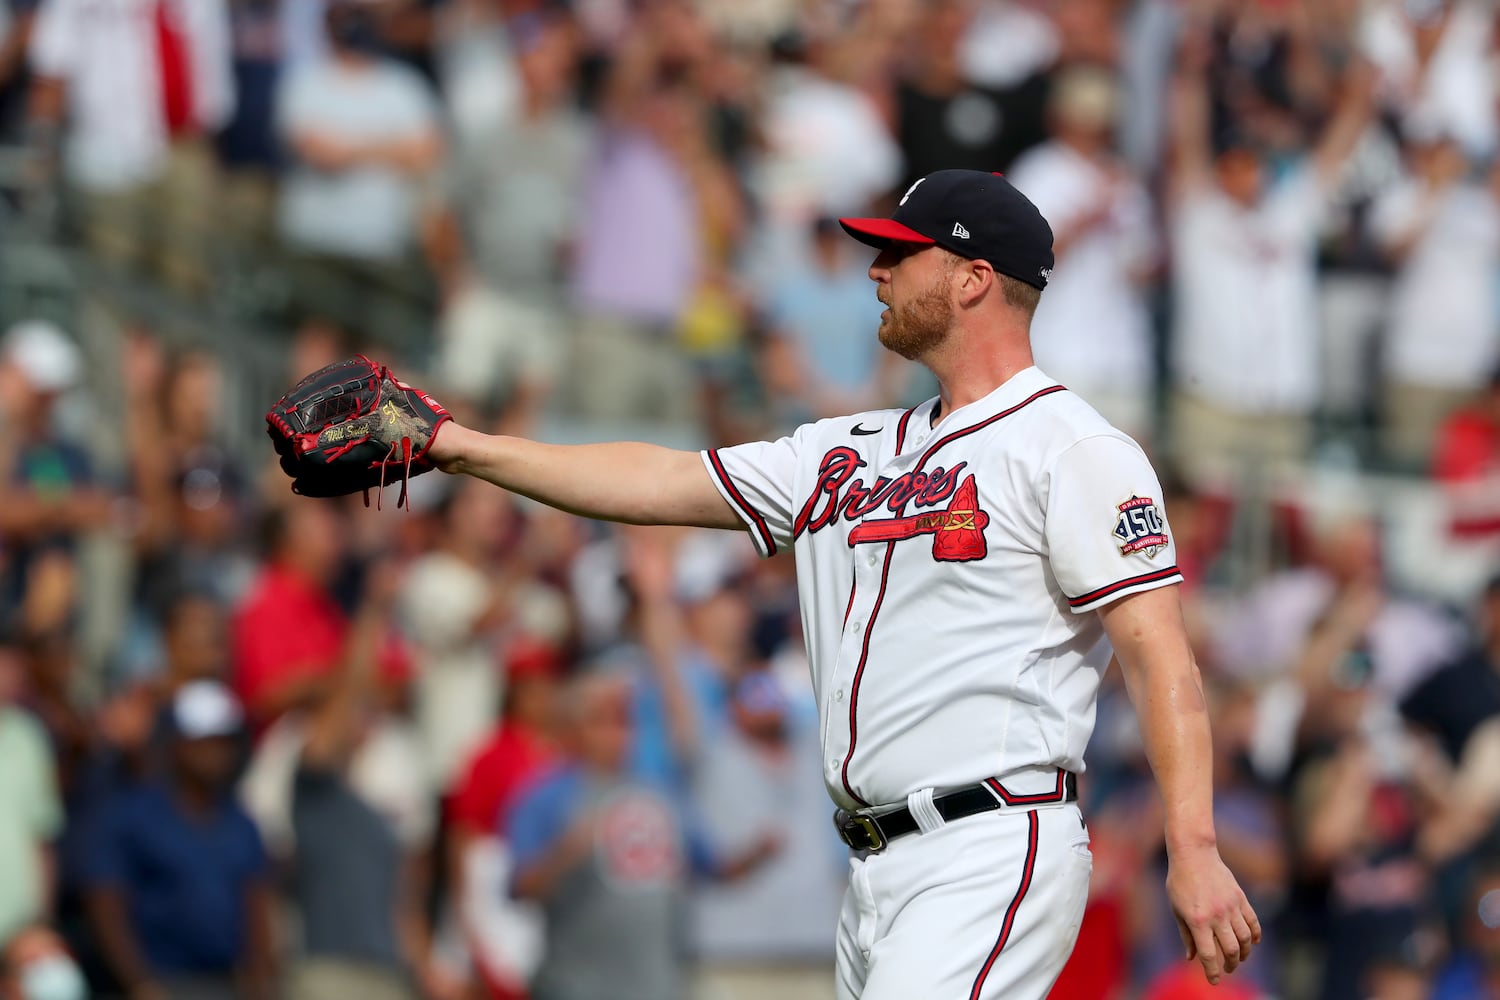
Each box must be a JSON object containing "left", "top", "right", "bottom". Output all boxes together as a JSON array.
[{"left": 80, "top": 681, "right": 275, "bottom": 1000}]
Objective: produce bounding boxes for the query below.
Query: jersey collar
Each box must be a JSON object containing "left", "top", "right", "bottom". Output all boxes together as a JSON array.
[{"left": 903, "top": 367, "right": 1060, "bottom": 453}]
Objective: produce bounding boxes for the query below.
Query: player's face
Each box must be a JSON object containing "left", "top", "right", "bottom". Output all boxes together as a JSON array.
[{"left": 870, "top": 243, "right": 956, "bottom": 361}]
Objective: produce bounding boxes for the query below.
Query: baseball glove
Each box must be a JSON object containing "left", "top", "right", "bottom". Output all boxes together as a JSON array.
[{"left": 266, "top": 355, "right": 451, "bottom": 508}]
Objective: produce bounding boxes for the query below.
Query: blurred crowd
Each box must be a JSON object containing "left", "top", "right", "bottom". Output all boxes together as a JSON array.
[{"left": 4, "top": 1, "right": 1500, "bottom": 1000}]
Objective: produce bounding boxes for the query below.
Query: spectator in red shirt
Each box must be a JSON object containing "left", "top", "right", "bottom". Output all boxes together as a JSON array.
[
  {"left": 231, "top": 502, "right": 410, "bottom": 729},
  {"left": 1433, "top": 371, "right": 1500, "bottom": 539},
  {"left": 449, "top": 638, "right": 563, "bottom": 840},
  {"left": 231, "top": 502, "right": 348, "bottom": 726},
  {"left": 448, "top": 637, "right": 562, "bottom": 1000}
]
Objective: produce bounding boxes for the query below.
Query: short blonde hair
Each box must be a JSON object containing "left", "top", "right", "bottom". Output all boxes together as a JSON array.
[
  {"left": 997, "top": 273, "right": 1043, "bottom": 316},
  {"left": 939, "top": 249, "right": 1044, "bottom": 317}
]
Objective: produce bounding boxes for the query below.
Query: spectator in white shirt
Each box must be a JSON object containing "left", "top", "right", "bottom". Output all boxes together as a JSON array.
[
  {"left": 28, "top": 0, "right": 234, "bottom": 290},
  {"left": 1370, "top": 126, "right": 1500, "bottom": 468},
  {"left": 424, "top": 8, "right": 588, "bottom": 429},
  {"left": 1360, "top": 0, "right": 1496, "bottom": 162},
  {"left": 745, "top": 15, "right": 903, "bottom": 286},
  {"left": 1165, "top": 25, "right": 1376, "bottom": 489},
  {"left": 1008, "top": 64, "right": 1156, "bottom": 437},
  {"left": 276, "top": 0, "right": 441, "bottom": 264}
]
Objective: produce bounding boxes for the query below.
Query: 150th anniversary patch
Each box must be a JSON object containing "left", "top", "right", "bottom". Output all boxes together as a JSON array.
[{"left": 1113, "top": 496, "right": 1169, "bottom": 556}]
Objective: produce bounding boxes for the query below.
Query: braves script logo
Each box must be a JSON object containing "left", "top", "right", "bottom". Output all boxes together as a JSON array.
[
  {"left": 1114, "top": 496, "right": 1168, "bottom": 555},
  {"left": 793, "top": 448, "right": 990, "bottom": 561}
]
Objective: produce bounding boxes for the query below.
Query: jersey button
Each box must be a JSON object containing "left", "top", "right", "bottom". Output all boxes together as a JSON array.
[
  {"left": 850, "top": 620, "right": 863, "bottom": 634},
  {"left": 867, "top": 551, "right": 879, "bottom": 566},
  {"left": 828, "top": 758, "right": 840, "bottom": 771},
  {"left": 835, "top": 689, "right": 846, "bottom": 702}
]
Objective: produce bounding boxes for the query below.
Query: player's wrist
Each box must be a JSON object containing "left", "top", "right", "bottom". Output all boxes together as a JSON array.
[
  {"left": 1164, "top": 828, "right": 1219, "bottom": 856},
  {"left": 425, "top": 420, "right": 470, "bottom": 473}
]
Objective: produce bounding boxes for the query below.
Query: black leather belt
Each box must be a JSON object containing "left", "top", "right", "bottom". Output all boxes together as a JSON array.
[{"left": 834, "top": 772, "right": 1078, "bottom": 852}]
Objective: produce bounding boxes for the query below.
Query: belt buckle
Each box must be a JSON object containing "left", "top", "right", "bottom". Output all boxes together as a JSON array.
[{"left": 834, "top": 809, "right": 886, "bottom": 852}]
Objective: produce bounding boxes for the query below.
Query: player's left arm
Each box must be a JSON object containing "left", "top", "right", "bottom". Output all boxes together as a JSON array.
[{"left": 1099, "top": 586, "right": 1262, "bottom": 986}]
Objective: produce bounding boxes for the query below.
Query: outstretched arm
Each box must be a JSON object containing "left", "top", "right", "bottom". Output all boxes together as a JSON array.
[
  {"left": 1098, "top": 585, "right": 1261, "bottom": 986},
  {"left": 1310, "top": 57, "right": 1378, "bottom": 186},
  {"left": 427, "top": 422, "right": 742, "bottom": 531}
]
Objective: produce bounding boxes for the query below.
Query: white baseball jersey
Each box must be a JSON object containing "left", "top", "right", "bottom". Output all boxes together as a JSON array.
[{"left": 702, "top": 366, "right": 1181, "bottom": 811}]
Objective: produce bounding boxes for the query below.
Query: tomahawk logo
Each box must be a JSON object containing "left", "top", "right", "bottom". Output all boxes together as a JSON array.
[
  {"left": 952, "top": 222, "right": 970, "bottom": 239},
  {"left": 847, "top": 474, "right": 990, "bottom": 562}
]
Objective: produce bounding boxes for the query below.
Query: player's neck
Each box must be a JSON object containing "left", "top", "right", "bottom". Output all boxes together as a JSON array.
[{"left": 926, "top": 324, "right": 1036, "bottom": 418}]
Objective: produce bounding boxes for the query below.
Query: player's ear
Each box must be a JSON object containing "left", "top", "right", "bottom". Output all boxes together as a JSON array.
[{"left": 955, "top": 257, "right": 993, "bottom": 308}]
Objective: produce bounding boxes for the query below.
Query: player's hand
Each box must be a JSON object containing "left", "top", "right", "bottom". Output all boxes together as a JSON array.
[{"left": 1165, "top": 843, "right": 1261, "bottom": 985}]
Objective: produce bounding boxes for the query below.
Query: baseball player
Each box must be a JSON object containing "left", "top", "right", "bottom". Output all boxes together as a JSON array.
[{"left": 269, "top": 169, "right": 1259, "bottom": 998}]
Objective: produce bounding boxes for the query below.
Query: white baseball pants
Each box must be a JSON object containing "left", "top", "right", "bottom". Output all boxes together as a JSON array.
[{"left": 835, "top": 800, "right": 1092, "bottom": 1000}]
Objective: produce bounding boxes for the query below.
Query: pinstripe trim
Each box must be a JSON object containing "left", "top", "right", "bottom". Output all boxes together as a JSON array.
[
  {"left": 706, "top": 448, "right": 777, "bottom": 557},
  {"left": 1066, "top": 566, "right": 1182, "bottom": 609},
  {"left": 968, "top": 810, "right": 1040, "bottom": 999}
]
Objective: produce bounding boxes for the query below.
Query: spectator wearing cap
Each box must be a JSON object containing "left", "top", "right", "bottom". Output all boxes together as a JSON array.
[
  {"left": 1164, "top": 26, "right": 1375, "bottom": 489},
  {"left": 27, "top": 0, "right": 234, "bottom": 292},
  {"left": 0, "top": 634, "right": 63, "bottom": 953},
  {"left": 1009, "top": 64, "right": 1157, "bottom": 437},
  {"left": 759, "top": 216, "right": 908, "bottom": 431},
  {"left": 0, "top": 926, "right": 87, "bottom": 1000},
  {"left": 448, "top": 638, "right": 562, "bottom": 1000},
  {"left": 0, "top": 321, "right": 110, "bottom": 637},
  {"left": 78, "top": 681, "right": 275, "bottom": 1000},
  {"left": 1432, "top": 370, "right": 1500, "bottom": 540},
  {"left": 1371, "top": 125, "right": 1500, "bottom": 468}
]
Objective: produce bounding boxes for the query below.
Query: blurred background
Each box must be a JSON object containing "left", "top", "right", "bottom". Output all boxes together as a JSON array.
[{"left": 3, "top": 0, "right": 1500, "bottom": 999}]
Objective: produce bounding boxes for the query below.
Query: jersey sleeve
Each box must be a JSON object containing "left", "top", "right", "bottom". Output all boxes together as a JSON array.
[
  {"left": 1044, "top": 434, "right": 1183, "bottom": 614},
  {"left": 701, "top": 431, "right": 803, "bottom": 559}
]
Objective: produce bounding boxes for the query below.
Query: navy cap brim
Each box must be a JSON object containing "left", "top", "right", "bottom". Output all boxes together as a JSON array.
[{"left": 838, "top": 217, "right": 936, "bottom": 249}]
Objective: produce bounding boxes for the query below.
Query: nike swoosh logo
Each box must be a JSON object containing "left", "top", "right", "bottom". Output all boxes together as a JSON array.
[{"left": 851, "top": 424, "right": 881, "bottom": 436}]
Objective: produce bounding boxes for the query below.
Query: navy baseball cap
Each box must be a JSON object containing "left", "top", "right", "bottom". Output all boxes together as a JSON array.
[{"left": 840, "top": 170, "right": 1055, "bottom": 290}]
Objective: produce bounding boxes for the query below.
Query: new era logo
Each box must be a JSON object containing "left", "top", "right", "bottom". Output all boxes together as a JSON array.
[{"left": 952, "top": 222, "right": 970, "bottom": 239}]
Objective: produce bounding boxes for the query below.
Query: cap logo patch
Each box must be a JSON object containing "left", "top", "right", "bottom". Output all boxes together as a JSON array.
[
  {"left": 952, "top": 222, "right": 970, "bottom": 239},
  {"left": 1040, "top": 267, "right": 1052, "bottom": 281},
  {"left": 899, "top": 177, "right": 927, "bottom": 206},
  {"left": 1114, "top": 496, "right": 1168, "bottom": 556}
]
